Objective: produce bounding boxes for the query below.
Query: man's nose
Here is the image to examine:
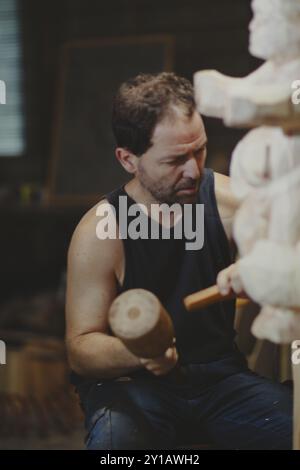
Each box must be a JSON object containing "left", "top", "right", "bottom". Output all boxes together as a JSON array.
[{"left": 182, "top": 155, "right": 201, "bottom": 181}]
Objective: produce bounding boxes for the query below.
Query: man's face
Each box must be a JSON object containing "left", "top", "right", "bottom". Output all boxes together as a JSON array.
[{"left": 136, "top": 108, "right": 207, "bottom": 204}]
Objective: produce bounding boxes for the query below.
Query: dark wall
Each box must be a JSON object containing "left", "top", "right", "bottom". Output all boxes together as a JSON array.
[
  {"left": 0, "top": 0, "right": 261, "bottom": 302},
  {"left": 0, "top": 0, "right": 261, "bottom": 185}
]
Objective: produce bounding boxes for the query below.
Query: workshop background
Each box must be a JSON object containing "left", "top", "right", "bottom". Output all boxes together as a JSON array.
[{"left": 0, "top": 0, "right": 289, "bottom": 449}]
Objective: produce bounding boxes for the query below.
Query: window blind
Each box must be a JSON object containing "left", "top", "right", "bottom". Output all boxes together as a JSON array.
[{"left": 0, "top": 0, "right": 24, "bottom": 156}]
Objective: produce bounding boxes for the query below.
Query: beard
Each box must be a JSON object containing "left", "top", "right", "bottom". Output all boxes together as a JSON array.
[{"left": 137, "top": 161, "right": 201, "bottom": 205}]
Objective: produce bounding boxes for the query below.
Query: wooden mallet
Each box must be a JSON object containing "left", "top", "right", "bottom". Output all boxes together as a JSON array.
[
  {"left": 108, "top": 288, "right": 174, "bottom": 358},
  {"left": 108, "top": 288, "right": 186, "bottom": 382}
]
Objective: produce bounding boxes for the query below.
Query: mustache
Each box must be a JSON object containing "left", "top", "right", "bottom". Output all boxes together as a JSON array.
[{"left": 176, "top": 179, "right": 199, "bottom": 191}]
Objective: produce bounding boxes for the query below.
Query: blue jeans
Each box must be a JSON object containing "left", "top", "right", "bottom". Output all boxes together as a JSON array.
[{"left": 76, "top": 356, "right": 293, "bottom": 450}]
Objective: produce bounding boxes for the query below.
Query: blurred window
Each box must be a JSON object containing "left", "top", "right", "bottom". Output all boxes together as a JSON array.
[{"left": 0, "top": 0, "right": 25, "bottom": 156}]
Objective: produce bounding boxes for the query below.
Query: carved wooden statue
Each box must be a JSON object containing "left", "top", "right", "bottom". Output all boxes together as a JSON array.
[{"left": 194, "top": 0, "right": 300, "bottom": 449}]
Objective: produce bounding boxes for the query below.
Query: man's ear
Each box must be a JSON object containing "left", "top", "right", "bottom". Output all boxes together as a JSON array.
[{"left": 115, "top": 147, "right": 139, "bottom": 174}]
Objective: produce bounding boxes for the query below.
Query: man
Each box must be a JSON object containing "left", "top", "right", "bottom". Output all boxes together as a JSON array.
[{"left": 66, "top": 72, "right": 292, "bottom": 449}]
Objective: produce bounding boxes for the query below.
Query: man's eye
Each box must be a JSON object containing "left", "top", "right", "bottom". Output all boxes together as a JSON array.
[
  {"left": 166, "top": 156, "right": 185, "bottom": 165},
  {"left": 195, "top": 147, "right": 207, "bottom": 157},
  {"left": 177, "top": 155, "right": 188, "bottom": 163}
]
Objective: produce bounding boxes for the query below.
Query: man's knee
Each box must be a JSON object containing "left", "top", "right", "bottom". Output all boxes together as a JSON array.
[{"left": 85, "top": 402, "right": 158, "bottom": 450}]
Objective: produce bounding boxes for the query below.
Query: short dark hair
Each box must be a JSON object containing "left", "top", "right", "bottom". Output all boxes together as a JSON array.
[{"left": 111, "top": 72, "right": 196, "bottom": 156}]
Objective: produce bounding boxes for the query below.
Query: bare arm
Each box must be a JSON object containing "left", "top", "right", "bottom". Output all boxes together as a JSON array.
[
  {"left": 65, "top": 202, "right": 143, "bottom": 380},
  {"left": 214, "top": 171, "right": 240, "bottom": 241},
  {"left": 213, "top": 173, "right": 250, "bottom": 298}
]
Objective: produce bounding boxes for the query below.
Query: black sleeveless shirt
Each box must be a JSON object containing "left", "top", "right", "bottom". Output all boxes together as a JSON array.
[{"left": 71, "top": 168, "right": 247, "bottom": 388}]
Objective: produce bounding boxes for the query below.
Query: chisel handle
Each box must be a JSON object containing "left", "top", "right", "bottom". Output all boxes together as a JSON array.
[{"left": 184, "top": 285, "right": 236, "bottom": 311}]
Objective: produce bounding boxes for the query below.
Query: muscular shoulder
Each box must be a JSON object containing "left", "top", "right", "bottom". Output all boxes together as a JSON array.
[
  {"left": 213, "top": 172, "right": 239, "bottom": 216},
  {"left": 68, "top": 198, "right": 123, "bottom": 278},
  {"left": 213, "top": 172, "right": 239, "bottom": 240}
]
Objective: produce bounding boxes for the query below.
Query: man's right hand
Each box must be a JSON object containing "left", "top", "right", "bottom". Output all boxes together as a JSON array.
[{"left": 139, "top": 344, "right": 179, "bottom": 376}]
